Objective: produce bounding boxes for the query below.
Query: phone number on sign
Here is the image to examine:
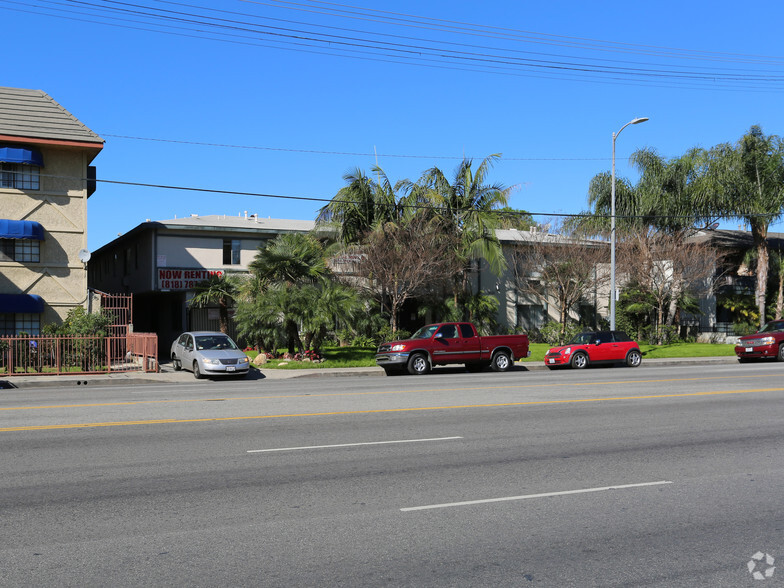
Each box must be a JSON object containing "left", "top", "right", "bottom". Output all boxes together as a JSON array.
[{"left": 159, "top": 279, "right": 210, "bottom": 290}]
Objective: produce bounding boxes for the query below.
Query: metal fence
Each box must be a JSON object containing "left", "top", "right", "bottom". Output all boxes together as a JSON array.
[{"left": 0, "top": 333, "right": 158, "bottom": 376}]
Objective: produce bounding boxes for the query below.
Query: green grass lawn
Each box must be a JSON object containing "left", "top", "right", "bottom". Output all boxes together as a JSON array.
[
  {"left": 247, "top": 341, "right": 737, "bottom": 369},
  {"left": 246, "top": 346, "right": 377, "bottom": 369}
]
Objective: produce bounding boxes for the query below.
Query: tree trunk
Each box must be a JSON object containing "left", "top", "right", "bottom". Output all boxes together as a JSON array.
[
  {"left": 391, "top": 299, "right": 399, "bottom": 334},
  {"left": 753, "top": 222, "right": 769, "bottom": 328},
  {"left": 666, "top": 274, "right": 683, "bottom": 327},
  {"left": 219, "top": 298, "right": 229, "bottom": 334},
  {"left": 777, "top": 275, "right": 784, "bottom": 319},
  {"left": 559, "top": 297, "right": 568, "bottom": 345}
]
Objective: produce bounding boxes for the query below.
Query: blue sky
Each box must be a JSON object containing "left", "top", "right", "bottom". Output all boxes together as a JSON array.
[{"left": 4, "top": 0, "right": 784, "bottom": 251}]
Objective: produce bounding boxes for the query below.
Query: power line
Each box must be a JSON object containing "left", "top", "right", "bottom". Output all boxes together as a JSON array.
[
  {"left": 5, "top": 0, "right": 784, "bottom": 90},
  {"left": 98, "top": 134, "right": 613, "bottom": 161},
  {"left": 32, "top": 170, "right": 780, "bottom": 222}
]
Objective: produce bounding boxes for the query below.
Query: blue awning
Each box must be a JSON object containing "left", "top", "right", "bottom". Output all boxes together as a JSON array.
[
  {"left": 0, "top": 146, "right": 43, "bottom": 166},
  {"left": 0, "top": 220, "right": 44, "bottom": 240},
  {"left": 0, "top": 294, "right": 44, "bottom": 313}
]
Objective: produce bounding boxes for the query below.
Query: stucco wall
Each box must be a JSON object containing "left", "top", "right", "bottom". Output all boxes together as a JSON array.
[{"left": 0, "top": 145, "right": 91, "bottom": 326}]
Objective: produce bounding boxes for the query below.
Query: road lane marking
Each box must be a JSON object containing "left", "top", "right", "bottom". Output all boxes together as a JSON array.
[
  {"left": 2, "top": 387, "right": 784, "bottom": 433},
  {"left": 247, "top": 436, "right": 463, "bottom": 453},
  {"left": 400, "top": 480, "right": 674, "bottom": 511},
  {"left": 2, "top": 373, "right": 783, "bottom": 412}
]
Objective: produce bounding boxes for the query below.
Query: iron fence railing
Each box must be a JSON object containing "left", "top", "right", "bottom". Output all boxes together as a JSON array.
[{"left": 0, "top": 333, "right": 158, "bottom": 376}]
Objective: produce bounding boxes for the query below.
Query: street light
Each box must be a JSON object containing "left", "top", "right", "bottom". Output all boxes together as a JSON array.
[{"left": 610, "top": 116, "right": 648, "bottom": 331}]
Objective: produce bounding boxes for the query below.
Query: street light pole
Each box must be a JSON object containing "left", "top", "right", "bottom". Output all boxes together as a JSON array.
[{"left": 610, "top": 116, "right": 648, "bottom": 331}]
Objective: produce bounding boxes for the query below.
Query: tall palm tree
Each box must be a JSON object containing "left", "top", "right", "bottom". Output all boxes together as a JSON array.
[
  {"left": 316, "top": 166, "right": 408, "bottom": 244},
  {"left": 706, "top": 126, "right": 784, "bottom": 327},
  {"left": 577, "top": 147, "right": 721, "bottom": 333},
  {"left": 419, "top": 154, "right": 512, "bottom": 314},
  {"left": 188, "top": 273, "right": 243, "bottom": 334},
  {"left": 771, "top": 250, "right": 784, "bottom": 319},
  {"left": 579, "top": 147, "right": 716, "bottom": 235}
]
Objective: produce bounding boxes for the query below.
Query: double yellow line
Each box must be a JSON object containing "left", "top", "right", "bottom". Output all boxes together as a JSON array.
[{"left": 2, "top": 387, "right": 783, "bottom": 433}]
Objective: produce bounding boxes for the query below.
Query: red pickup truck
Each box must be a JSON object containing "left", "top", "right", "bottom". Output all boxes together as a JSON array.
[{"left": 375, "top": 322, "right": 530, "bottom": 375}]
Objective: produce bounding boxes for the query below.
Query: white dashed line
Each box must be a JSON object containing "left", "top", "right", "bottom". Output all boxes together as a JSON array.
[
  {"left": 401, "top": 480, "right": 673, "bottom": 511},
  {"left": 247, "top": 436, "right": 463, "bottom": 453}
]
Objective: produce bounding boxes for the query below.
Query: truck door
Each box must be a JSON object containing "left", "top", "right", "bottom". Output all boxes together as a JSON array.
[
  {"left": 432, "top": 324, "right": 461, "bottom": 363},
  {"left": 457, "top": 323, "right": 482, "bottom": 362}
]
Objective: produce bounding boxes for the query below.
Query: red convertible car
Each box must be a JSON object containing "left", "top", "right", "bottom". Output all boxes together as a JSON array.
[{"left": 545, "top": 331, "right": 642, "bottom": 369}]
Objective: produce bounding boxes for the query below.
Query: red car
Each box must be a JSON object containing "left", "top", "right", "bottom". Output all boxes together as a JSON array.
[
  {"left": 734, "top": 319, "right": 784, "bottom": 362},
  {"left": 545, "top": 331, "right": 642, "bottom": 369}
]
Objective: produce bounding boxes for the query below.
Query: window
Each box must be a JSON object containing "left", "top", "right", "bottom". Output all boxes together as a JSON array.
[
  {"left": 223, "top": 239, "right": 241, "bottom": 265},
  {"left": 0, "top": 164, "right": 40, "bottom": 190},
  {"left": 516, "top": 304, "right": 545, "bottom": 330},
  {"left": 0, "top": 313, "right": 40, "bottom": 335},
  {"left": 459, "top": 323, "right": 476, "bottom": 338},
  {"left": 0, "top": 239, "right": 40, "bottom": 262},
  {"left": 596, "top": 332, "right": 612, "bottom": 344},
  {"left": 437, "top": 324, "right": 457, "bottom": 339}
]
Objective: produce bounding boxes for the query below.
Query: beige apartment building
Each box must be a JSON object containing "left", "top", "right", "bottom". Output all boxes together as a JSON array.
[{"left": 0, "top": 86, "right": 103, "bottom": 334}]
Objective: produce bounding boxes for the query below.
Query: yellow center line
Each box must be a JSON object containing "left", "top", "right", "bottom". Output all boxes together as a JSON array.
[
  {"left": 2, "top": 387, "right": 783, "bottom": 433},
  {"left": 0, "top": 373, "right": 781, "bottom": 412}
]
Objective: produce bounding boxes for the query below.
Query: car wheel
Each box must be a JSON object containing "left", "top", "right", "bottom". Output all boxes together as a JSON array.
[
  {"left": 625, "top": 349, "right": 642, "bottom": 367},
  {"left": 778, "top": 344, "right": 784, "bottom": 362},
  {"left": 193, "top": 361, "right": 203, "bottom": 379},
  {"left": 172, "top": 355, "right": 182, "bottom": 371},
  {"left": 407, "top": 353, "right": 430, "bottom": 375},
  {"left": 490, "top": 350, "right": 512, "bottom": 372},
  {"left": 570, "top": 352, "right": 589, "bottom": 369}
]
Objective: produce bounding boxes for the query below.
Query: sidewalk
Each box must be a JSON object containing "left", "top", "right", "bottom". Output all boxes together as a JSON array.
[{"left": 0, "top": 356, "right": 739, "bottom": 389}]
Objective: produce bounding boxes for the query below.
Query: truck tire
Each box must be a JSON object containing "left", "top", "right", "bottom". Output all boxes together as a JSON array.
[
  {"left": 490, "top": 350, "right": 512, "bottom": 372},
  {"left": 407, "top": 352, "right": 430, "bottom": 375}
]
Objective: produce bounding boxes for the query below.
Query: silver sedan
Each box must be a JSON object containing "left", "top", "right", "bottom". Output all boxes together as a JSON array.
[{"left": 170, "top": 331, "right": 250, "bottom": 379}]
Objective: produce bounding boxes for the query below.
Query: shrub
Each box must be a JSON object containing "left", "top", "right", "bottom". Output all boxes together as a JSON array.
[
  {"left": 538, "top": 321, "right": 582, "bottom": 346},
  {"left": 350, "top": 335, "right": 376, "bottom": 347},
  {"left": 375, "top": 325, "right": 410, "bottom": 345}
]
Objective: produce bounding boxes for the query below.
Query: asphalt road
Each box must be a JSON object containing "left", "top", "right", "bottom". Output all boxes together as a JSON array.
[{"left": 2, "top": 362, "right": 784, "bottom": 587}]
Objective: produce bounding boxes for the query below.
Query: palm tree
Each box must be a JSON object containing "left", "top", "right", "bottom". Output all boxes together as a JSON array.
[
  {"left": 249, "top": 233, "right": 328, "bottom": 285},
  {"left": 578, "top": 147, "right": 724, "bottom": 332},
  {"left": 299, "top": 280, "right": 364, "bottom": 352},
  {"left": 188, "top": 273, "right": 243, "bottom": 334},
  {"left": 316, "top": 166, "right": 408, "bottom": 244},
  {"left": 419, "top": 154, "right": 512, "bottom": 314},
  {"left": 246, "top": 233, "right": 330, "bottom": 353},
  {"left": 771, "top": 250, "right": 784, "bottom": 319},
  {"left": 705, "top": 126, "right": 784, "bottom": 328}
]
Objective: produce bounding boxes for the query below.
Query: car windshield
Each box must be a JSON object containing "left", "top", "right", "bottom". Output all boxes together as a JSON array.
[
  {"left": 411, "top": 325, "right": 439, "bottom": 339},
  {"left": 195, "top": 335, "right": 238, "bottom": 351},
  {"left": 760, "top": 320, "right": 784, "bottom": 333},
  {"left": 569, "top": 332, "right": 596, "bottom": 345}
]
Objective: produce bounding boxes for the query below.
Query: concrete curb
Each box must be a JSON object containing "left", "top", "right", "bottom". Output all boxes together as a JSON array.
[{"left": 0, "top": 356, "right": 741, "bottom": 389}]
